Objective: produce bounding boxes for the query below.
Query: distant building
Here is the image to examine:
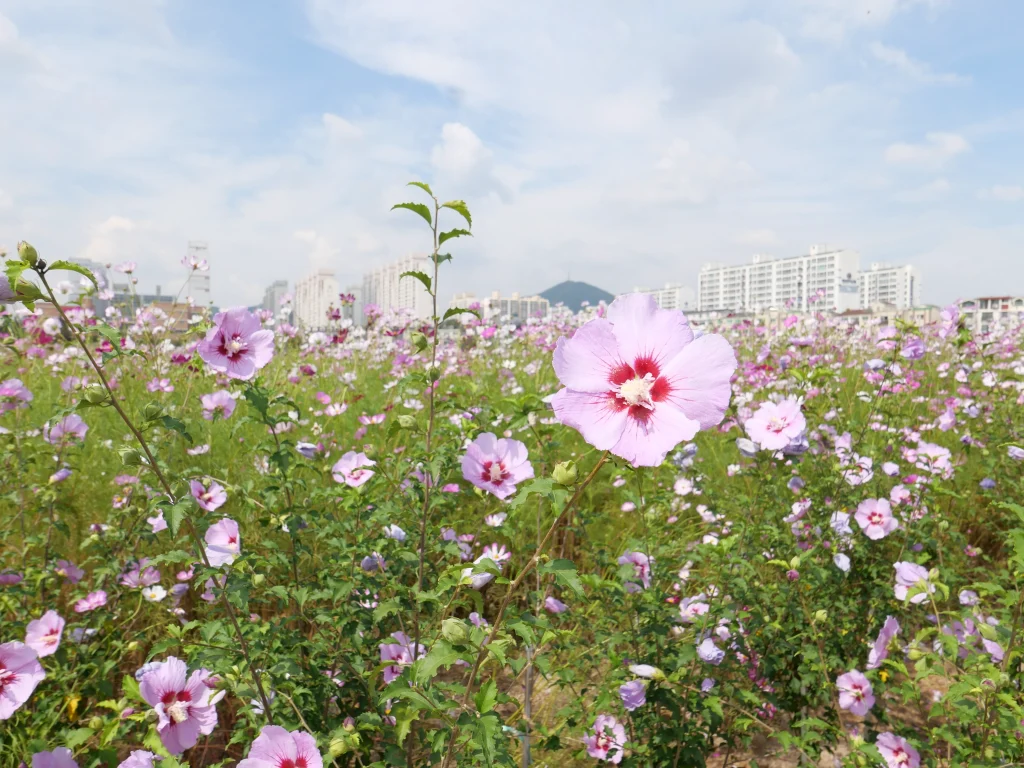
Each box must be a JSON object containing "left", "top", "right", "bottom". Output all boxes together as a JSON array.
[
  {"left": 295, "top": 269, "right": 339, "bottom": 330},
  {"left": 184, "top": 241, "right": 212, "bottom": 307},
  {"left": 858, "top": 264, "right": 921, "bottom": 309},
  {"left": 262, "top": 280, "right": 291, "bottom": 323},
  {"left": 449, "top": 291, "right": 549, "bottom": 323},
  {"left": 623, "top": 283, "right": 693, "bottom": 311},
  {"left": 698, "top": 245, "right": 861, "bottom": 313},
  {"left": 362, "top": 255, "right": 433, "bottom": 320},
  {"left": 340, "top": 285, "right": 363, "bottom": 326},
  {"left": 958, "top": 296, "right": 1024, "bottom": 335},
  {"left": 63, "top": 258, "right": 113, "bottom": 315}
]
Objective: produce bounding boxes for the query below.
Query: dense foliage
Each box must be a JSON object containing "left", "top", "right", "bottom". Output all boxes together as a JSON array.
[{"left": 2, "top": 186, "right": 1024, "bottom": 768}]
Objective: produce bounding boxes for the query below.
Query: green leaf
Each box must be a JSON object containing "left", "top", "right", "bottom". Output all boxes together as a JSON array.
[
  {"left": 439, "top": 228, "right": 472, "bottom": 247},
  {"left": 160, "top": 416, "right": 193, "bottom": 444},
  {"left": 400, "top": 270, "right": 432, "bottom": 294},
  {"left": 508, "top": 478, "right": 554, "bottom": 511},
  {"left": 406, "top": 181, "right": 434, "bottom": 197},
  {"left": 64, "top": 728, "right": 94, "bottom": 749},
  {"left": 473, "top": 712, "right": 500, "bottom": 765},
  {"left": 474, "top": 679, "right": 498, "bottom": 714},
  {"left": 443, "top": 307, "right": 479, "bottom": 322},
  {"left": 539, "top": 559, "right": 585, "bottom": 597},
  {"left": 122, "top": 674, "right": 142, "bottom": 702},
  {"left": 391, "top": 202, "right": 433, "bottom": 227},
  {"left": 394, "top": 704, "right": 418, "bottom": 745},
  {"left": 415, "top": 639, "right": 461, "bottom": 684},
  {"left": 4, "top": 259, "right": 29, "bottom": 289},
  {"left": 167, "top": 499, "right": 192, "bottom": 537},
  {"left": 373, "top": 599, "right": 401, "bottom": 623},
  {"left": 48, "top": 260, "right": 98, "bottom": 290},
  {"left": 441, "top": 200, "right": 472, "bottom": 229},
  {"left": 434, "top": 253, "right": 453, "bottom": 266},
  {"left": 94, "top": 324, "right": 124, "bottom": 348}
]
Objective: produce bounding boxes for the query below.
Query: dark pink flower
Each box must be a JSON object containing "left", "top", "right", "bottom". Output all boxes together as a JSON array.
[
  {"left": 460, "top": 433, "right": 534, "bottom": 500},
  {"left": 836, "top": 670, "right": 874, "bottom": 716},
  {"left": 25, "top": 610, "right": 64, "bottom": 658},
  {"left": 332, "top": 451, "right": 376, "bottom": 488},
  {"left": 140, "top": 656, "right": 221, "bottom": 754},
  {"left": 197, "top": 307, "right": 274, "bottom": 380},
  {"left": 584, "top": 714, "right": 626, "bottom": 763},
  {"left": 74, "top": 590, "right": 107, "bottom": 613},
  {"left": 551, "top": 294, "right": 735, "bottom": 467},
  {"left": 237, "top": 724, "right": 323, "bottom": 768},
  {"left": 0, "top": 640, "right": 46, "bottom": 719}
]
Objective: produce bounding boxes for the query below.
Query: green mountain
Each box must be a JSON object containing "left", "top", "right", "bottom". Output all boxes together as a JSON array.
[{"left": 539, "top": 280, "right": 614, "bottom": 310}]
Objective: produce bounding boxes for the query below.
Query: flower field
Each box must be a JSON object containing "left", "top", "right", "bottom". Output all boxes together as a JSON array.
[{"left": 2, "top": 190, "right": 1024, "bottom": 767}]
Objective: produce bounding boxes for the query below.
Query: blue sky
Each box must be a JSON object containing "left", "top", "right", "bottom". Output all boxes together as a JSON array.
[{"left": 1, "top": 0, "right": 1022, "bottom": 307}]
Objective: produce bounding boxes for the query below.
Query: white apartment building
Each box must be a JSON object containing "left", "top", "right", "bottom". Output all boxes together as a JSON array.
[
  {"left": 261, "top": 279, "right": 291, "bottom": 324},
  {"left": 184, "top": 241, "right": 212, "bottom": 307},
  {"left": 858, "top": 264, "right": 921, "bottom": 309},
  {"left": 958, "top": 296, "right": 1024, "bottom": 335},
  {"left": 362, "top": 255, "right": 434, "bottom": 320},
  {"left": 449, "top": 291, "right": 550, "bottom": 323},
  {"left": 698, "top": 245, "right": 861, "bottom": 313},
  {"left": 295, "top": 268, "right": 339, "bottom": 330},
  {"left": 623, "top": 283, "right": 693, "bottom": 311}
]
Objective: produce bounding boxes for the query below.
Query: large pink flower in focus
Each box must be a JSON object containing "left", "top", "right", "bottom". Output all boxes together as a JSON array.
[
  {"left": 551, "top": 294, "right": 736, "bottom": 467},
  {"left": 0, "top": 640, "right": 46, "bottom": 720},
  {"left": 25, "top": 610, "right": 65, "bottom": 658},
  {"left": 238, "top": 725, "right": 323, "bottom": 768},
  {"left": 836, "top": 669, "right": 874, "bottom": 716},
  {"left": 204, "top": 518, "right": 241, "bottom": 567},
  {"left": 745, "top": 398, "right": 806, "bottom": 451},
  {"left": 197, "top": 307, "right": 274, "bottom": 380},
  {"left": 854, "top": 498, "right": 898, "bottom": 540},
  {"left": 460, "top": 433, "right": 534, "bottom": 500},
  {"left": 140, "top": 656, "right": 221, "bottom": 754},
  {"left": 876, "top": 732, "right": 921, "bottom": 768}
]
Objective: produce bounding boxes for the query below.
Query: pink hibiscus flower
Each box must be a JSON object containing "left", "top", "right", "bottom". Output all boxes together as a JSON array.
[
  {"left": 551, "top": 294, "right": 735, "bottom": 467},
  {"left": 332, "top": 451, "right": 376, "bottom": 488},
  {"left": 876, "top": 732, "right": 920, "bottom": 768},
  {"left": 867, "top": 616, "right": 900, "bottom": 670},
  {"left": 204, "top": 518, "right": 241, "bottom": 567},
  {"left": 237, "top": 725, "right": 323, "bottom": 768},
  {"left": 44, "top": 414, "right": 88, "bottom": 445},
  {"left": 74, "top": 590, "right": 108, "bottom": 613},
  {"left": 854, "top": 498, "right": 898, "bottom": 540},
  {"left": 380, "top": 632, "right": 424, "bottom": 684},
  {"left": 190, "top": 479, "right": 227, "bottom": 512},
  {"left": 745, "top": 398, "right": 806, "bottom": 451},
  {"left": 200, "top": 390, "right": 236, "bottom": 421},
  {"left": 0, "top": 378, "right": 33, "bottom": 413},
  {"left": 25, "top": 610, "right": 65, "bottom": 658},
  {"left": 140, "top": 656, "right": 221, "bottom": 754},
  {"left": 117, "top": 751, "right": 160, "bottom": 768},
  {"left": 0, "top": 641, "right": 46, "bottom": 720},
  {"left": 460, "top": 433, "right": 534, "bottom": 500},
  {"left": 584, "top": 714, "right": 627, "bottom": 763},
  {"left": 31, "top": 748, "right": 78, "bottom": 768},
  {"left": 836, "top": 669, "right": 874, "bottom": 716},
  {"left": 197, "top": 307, "right": 275, "bottom": 380},
  {"left": 893, "top": 562, "right": 934, "bottom": 604}
]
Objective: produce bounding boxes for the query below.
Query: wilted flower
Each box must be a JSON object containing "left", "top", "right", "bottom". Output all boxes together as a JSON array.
[
  {"left": 697, "top": 637, "right": 725, "bottom": 665},
  {"left": 867, "top": 616, "right": 900, "bottom": 670},
  {"left": 74, "top": 590, "right": 108, "bottom": 613},
  {"left": 618, "top": 551, "right": 652, "bottom": 591}
]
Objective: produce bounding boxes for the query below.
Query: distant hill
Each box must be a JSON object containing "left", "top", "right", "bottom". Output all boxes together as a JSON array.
[{"left": 539, "top": 280, "right": 614, "bottom": 310}]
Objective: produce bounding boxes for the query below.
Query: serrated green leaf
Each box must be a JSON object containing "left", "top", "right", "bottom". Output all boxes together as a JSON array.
[
  {"left": 507, "top": 478, "right": 554, "bottom": 511},
  {"left": 415, "top": 639, "right": 460, "bottom": 684},
  {"left": 167, "top": 499, "right": 191, "bottom": 537},
  {"left": 391, "top": 202, "right": 433, "bottom": 227},
  {"left": 161, "top": 415, "right": 193, "bottom": 444},
  {"left": 406, "top": 181, "right": 434, "bottom": 197},
  {"left": 441, "top": 200, "right": 472, "bottom": 229},
  {"left": 439, "top": 228, "right": 472, "bottom": 246},
  {"left": 48, "top": 260, "right": 98, "bottom": 290},
  {"left": 400, "top": 270, "right": 432, "bottom": 294},
  {"left": 474, "top": 679, "right": 498, "bottom": 714},
  {"left": 539, "top": 559, "right": 585, "bottom": 597}
]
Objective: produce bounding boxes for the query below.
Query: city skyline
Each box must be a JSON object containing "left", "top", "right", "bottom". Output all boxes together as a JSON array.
[{"left": 2, "top": 2, "right": 1024, "bottom": 307}]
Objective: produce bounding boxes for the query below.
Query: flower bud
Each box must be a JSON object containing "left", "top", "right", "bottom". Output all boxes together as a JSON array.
[
  {"left": 813, "top": 609, "right": 828, "bottom": 623},
  {"left": 789, "top": 556, "right": 801, "bottom": 569},
  {"left": 126, "top": 641, "right": 139, "bottom": 652},
  {"left": 253, "top": 573, "right": 266, "bottom": 587},
  {"left": 118, "top": 447, "right": 144, "bottom": 467},
  {"left": 907, "top": 648, "right": 925, "bottom": 661},
  {"left": 441, "top": 618, "right": 471, "bottom": 645},
  {"left": 552, "top": 461, "right": 578, "bottom": 486},
  {"left": 88, "top": 716, "right": 103, "bottom": 730},
  {"left": 397, "top": 414, "right": 417, "bottom": 429},
  {"left": 83, "top": 386, "right": 108, "bottom": 404},
  {"left": 143, "top": 402, "right": 165, "bottom": 420},
  {"left": 17, "top": 241, "right": 38, "bottom": 266}
]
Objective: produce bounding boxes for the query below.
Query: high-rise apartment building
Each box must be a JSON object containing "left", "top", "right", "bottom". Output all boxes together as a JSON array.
[
  {"left": 449, "top": 291, "right": 550, "bottom": 323},
  {"left": 858, "top": 264, "right": 921, "bottom": 309},
  {"left": 184, "top": 241, "right": 212, "bottom": 307},
  {"left": 362, "top": 255, "right": 433, "bottom": 320},
  {"left": 958, "top": 296, "right": 1024, "bottom": 335},
  {"left": 262, "top": 279, "right": 291, "bottom": 322},
  {"left": 624, "top": 283, "right": 693, "bottom": 311},
  {"left": 295, "top": 269, "right": 339, "bottom": 330},
  {"left": 698, "top": 245, "right": 861, "bottom": 313}
]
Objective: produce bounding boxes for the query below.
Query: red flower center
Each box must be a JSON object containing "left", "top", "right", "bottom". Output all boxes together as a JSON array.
[
  {"left": 608, "top": 357, "right": 671, "bottom": 423},
  {"left": 481, "top": 461, "right": 509, "bottom": 485},
  {"left": 218, "top": 332, "right": 249, "bottom": 361}
]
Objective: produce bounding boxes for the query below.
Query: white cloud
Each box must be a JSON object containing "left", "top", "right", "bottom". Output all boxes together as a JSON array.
[
  {"left": 894, "top": 177, "right": 951, "bottom": 202},
  {"left": 885, "top": 132, "right": 969, "bottom": 168},
  {"left": 869, "top": 42, "right": 968, "bottom": 85},
  {"left": 795, "top": 0, "right": 947, "bottom": 42},
  {"left": 323, "top": 113, "right": 363, "bottom": 141},
  {"left": 0, "top": 188, "right": 12, "bottom": 209},
  {"left": 979, "top": 185, "right": 1024, "bottom": 202},
  {"left": 294, "top": 229, "right": 340, "bottom": 268}
]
